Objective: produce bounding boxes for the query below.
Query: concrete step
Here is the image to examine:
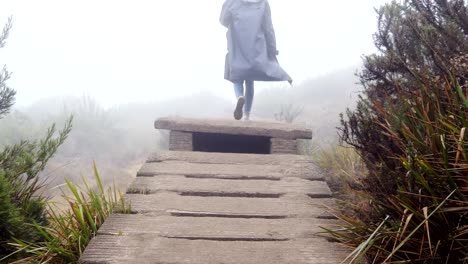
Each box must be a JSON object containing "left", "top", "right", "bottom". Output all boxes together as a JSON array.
[
  {"left": 128, "top": 175, "right": 332, "bottom": 198},
  {"left": 124, "top": 192, "right": 336, "bottom": 219},
  {"left": 97, "top": 214, "right": 339, "bottom": 239},
  {"left": 147, "top": 150, "right": 313, "bottom": 165},
  {"left": 137, "top": 161, "right": 323, "bottom": 180},
  {"left": 80, "top": 236, "right": 350, "bottom": 264},
  {"left": 155, "top": 117, "right": 312, "bottom": 140}
]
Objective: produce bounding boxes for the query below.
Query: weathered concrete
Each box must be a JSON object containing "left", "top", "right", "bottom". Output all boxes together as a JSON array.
[
  {"left": 80, "top": 119, "right": 350, "bottom": 264},
  {"left": 82, "top": 236, "right": 350, "bottom": 264},
  {"left": 97, "top": 215, "right": 339, "bottom": 238},
  {"left": 147, "top": 150, "right": 313, "bottom": 165},
  {"left": 124, "top": 193, "right": 335, "bottom": 219},
  {"left": 155, "top": 117, "right": 312, "bottom": 140},
  {"left": 137, "top": 160, "right": 324, "bottom": 181},
  {"left": 271, "top": 138, "right": 297, "bottom": 154},
  {"left": 128, "top": 175, "right": 331, "bottom": 197},
  {"left": 169, "top": 131, "right": 193, "bottom": 151}
]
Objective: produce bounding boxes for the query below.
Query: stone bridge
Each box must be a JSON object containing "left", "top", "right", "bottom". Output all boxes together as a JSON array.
[{"left": 79, "top": 117, "right": 351, "bottom": 263}]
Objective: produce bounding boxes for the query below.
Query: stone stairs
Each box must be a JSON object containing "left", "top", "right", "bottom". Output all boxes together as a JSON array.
[{"left": 79, "top": 117, "right": 351, "bottom": 264}]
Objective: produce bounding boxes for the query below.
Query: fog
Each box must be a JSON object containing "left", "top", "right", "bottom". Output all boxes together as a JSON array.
[
  {"left": 0, "top": 66, "right": 362, "bottom": 194},
  {"left": 0, "top": 0, "right": 390, "bottom": 194},
  {"left": 1, "top": 0, "right": 389, "bottom": 107}
]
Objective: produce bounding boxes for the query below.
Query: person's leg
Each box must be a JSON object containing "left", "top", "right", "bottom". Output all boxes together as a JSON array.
[
  {"left": 233, "top": 81, "right": 244, "bottom": 99},
  {"left": 244, "top": 81, "right": 254, "bottom": 120},
  {"left": 233, "top": 81, "right": 245, "bottom": 120}
]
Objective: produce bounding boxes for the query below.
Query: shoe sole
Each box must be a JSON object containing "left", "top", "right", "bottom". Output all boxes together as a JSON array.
[{"left": 234, "top": 97, "right": 245, "bottom": 120}]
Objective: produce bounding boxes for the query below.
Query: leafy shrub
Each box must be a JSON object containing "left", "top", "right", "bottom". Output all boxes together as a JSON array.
[
  {"left": 5, "top": 163, "right": 131, "bottom": 263},
  {"left": 332, "top": 0, "right": 468, "bottom": 262}
]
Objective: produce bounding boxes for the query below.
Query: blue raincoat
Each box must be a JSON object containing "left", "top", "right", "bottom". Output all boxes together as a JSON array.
[{"left": 220, "top": 0, "right": 291, "bottom": 82}]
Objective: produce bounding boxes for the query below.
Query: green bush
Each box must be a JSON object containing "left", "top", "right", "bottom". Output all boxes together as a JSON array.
[
  {"left": 0, "top": 17, "right": 73, "bottom": 260},
  {"left": 333, "top": 0, "right": 468, "bottom": 262},
  {"left": 333, "top": 74, "right": 468, "bottom": 263},
  {"left": 0, "top": 16, "right": 130, "bottom": 264},
  {"left": 7, "top": 163, "right": 131, "bottom": 263}
]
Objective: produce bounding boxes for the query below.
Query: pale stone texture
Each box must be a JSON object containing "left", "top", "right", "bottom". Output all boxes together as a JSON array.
[
  {"left": 271, "top": 138, "right": 297, "bottom": 154},
  {"left": 169, "top": 131, "right": 192, "bottom": 151},
  {"left": 79, "top": 118, "right": 353, "bottom": 264},
  {"left": 155, "top": 117, "right": 312, "bottom": 140}
]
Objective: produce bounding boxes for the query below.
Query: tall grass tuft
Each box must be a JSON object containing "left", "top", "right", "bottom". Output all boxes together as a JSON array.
[
  {"left": 5, "top": 162, "right": 131, "bottom": 263},
  {"left": 314, "top": 145, "right": 366, "bottom": 192},
  {"left": 329, "top": 73, "right": 468, "bottom": 263}
]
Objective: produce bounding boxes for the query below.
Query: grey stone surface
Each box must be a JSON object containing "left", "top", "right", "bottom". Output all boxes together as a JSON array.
[
  {"left": 124, "top": 193, "right": 335, "bottom": 219},
  {"left": 155, "top": 117, "right": 312, "bottom": 140},
  {"left": 137, "top": 160, "right": 324, "bottom": 181},
  {"left": 271, "top": 138, "right": 297, "bottom": 154},
  {"left": 80, "top": 118, "right": 352, "bottom": 264},
  {"left": 80, "top": 236, "right": 350, "bottom": 264},
  {"left": 128, "top": 175, "right": 331, "bottom": 197},
  {"left": 169, "top": 131, "right": 193, "bottom": 151},
  {"left": 97, "top": 214, "right": 339, "bottom": 238},
  {"left": 147, "top": 150, "right": 313, "bottom": 165}
]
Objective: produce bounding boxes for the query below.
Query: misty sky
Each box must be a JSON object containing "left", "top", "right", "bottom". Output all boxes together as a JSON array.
[{"left": 0, "top": 0, "right": 390, "bottom": 108}]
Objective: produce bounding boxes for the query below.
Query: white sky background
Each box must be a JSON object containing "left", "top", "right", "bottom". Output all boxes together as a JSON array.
[{"left": 0, "top": 0, "right": 390, "bottom": 108}]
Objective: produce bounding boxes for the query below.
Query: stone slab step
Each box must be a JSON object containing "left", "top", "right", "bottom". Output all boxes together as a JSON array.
[
  {"left": 147, "top": 151, "right": 313, "bottom": 165},
  {"left": 80, "top": 235, "right": 349, "bottom": 264},
  {"left": 124, "top": 193, "right": 335, "bottom": 219},
  {"left": 97, "top": 214, "right": 339, "bottom": 239},
  {"left": 128, "top": 176, "right": 332, "bottom": 198},
  {"left": 154, "top": 117, "right": 312, "bottom": 140},
  {"left": 137, "top": 161, "right": 323, "bottom": 180}
]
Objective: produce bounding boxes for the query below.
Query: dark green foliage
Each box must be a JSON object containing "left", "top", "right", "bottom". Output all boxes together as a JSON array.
[
  {"left": 358, "top": 0, "right": 467, "bottom": 100},
  {"left": 0, "top": 104, "right": 72, "bottom": 260},
  {"left": 12, "top": 164, "right": 131, "bottom": 263},
  {"left": 0, "top": 171, "right": 27, "bottom": 249},
  {"left": 342, "top": 0, "right": 467, "bottom": 175},
  {"left": 335, "top": 0, "right": 468, "bottom": 262},
  {"left": 0, "top": 17, "right": 15, "bottom": 118},
  {"left": 0, "top": 17, "right": 72, "bottom": 260},
  {"left": 341, "top": 0, "right": 468, "bottom": 205}
]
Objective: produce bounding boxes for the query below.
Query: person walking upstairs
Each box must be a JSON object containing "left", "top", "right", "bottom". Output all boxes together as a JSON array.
[{"left": 220, "top": 0, "right": 292, "bottom": 121}]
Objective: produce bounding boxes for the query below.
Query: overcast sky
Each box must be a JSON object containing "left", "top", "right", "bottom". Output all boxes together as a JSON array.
[{"left": 0, "top": 0, "right": 390, "bottom": 108}]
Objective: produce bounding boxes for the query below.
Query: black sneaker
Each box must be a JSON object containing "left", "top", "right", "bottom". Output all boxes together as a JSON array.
[{"left": 234, "top": 96, "right": 245, "bottom": 120}]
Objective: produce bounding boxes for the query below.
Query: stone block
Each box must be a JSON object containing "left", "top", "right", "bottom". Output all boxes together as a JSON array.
[
  {"left": 169, "top": 131, "right": 193, "bottom": 151},
  {"left": 155, "top": 117, "right": 312, "bottom": 140},
  {"left": 271, "top": 138, "right": 297, "bottom": 154}
]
